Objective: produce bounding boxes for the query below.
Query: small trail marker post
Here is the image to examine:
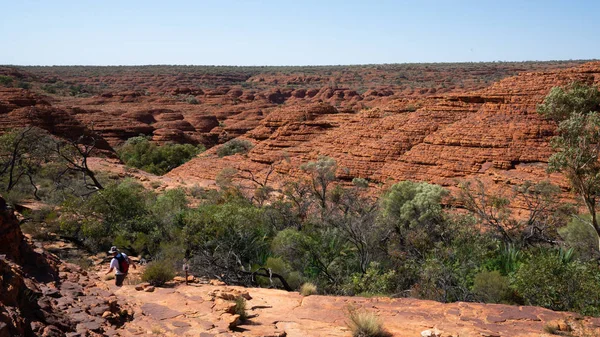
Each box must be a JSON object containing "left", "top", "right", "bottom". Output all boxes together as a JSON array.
[{"left": 182, "top": 262, "right": 190, "bottom": 285}]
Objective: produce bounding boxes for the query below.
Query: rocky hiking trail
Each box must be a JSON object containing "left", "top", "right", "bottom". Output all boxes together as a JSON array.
[
  {"left": 99, "top": 275, "right": 600, "bottom": 337},
  {"left": 6, "top": 239, "right": 600, "bottom": 337},
  {"left": 0, "top": 196, "right": 132, "bottom": 337}
]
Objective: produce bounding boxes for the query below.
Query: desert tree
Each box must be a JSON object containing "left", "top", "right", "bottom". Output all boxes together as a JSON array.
[
  {"left": 456, "top": 179, "right": 514, "bottom": 244},
  {"left": 538, "top": 82, "right": 600, "bottom": 250},
  {"left": 514, "top": 181, "right": 573, "bottom": 244},
  {"left": 457, "top": 179, "right": 571, "bottom": 246},
  {"left": 237, "top": 164, "right": 276, "bottom": 206},
  {"left": 380, "top": 181, "right": 449, "bottom": 258},
  {"left": 327, "top": 178, "right": 380, "bottom": 273},
  {"left": 380, "top": 181, "right": 448, "bottom": 233},
  {"left": 0, "top": 125, "right": 105, "bottom": 203},
  {"left": 49, "top": 133, "right": 104, "bottom": 192},
  {"left": 282, "top": 178, "right": 313, "bottom": 224},
  {"left": 300, "top": 155, "right": 337, "bottom": 210},
  {"left": 0, "top": 126, "right": 52, "bottom": 200}
]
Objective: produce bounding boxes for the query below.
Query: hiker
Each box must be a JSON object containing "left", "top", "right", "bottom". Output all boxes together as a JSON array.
[{"left": 105, "top": 246, "right": 136, "bottom": 286}]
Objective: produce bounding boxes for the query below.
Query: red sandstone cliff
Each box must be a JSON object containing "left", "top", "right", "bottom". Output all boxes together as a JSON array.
[
  {"left": 1, "top": 62, "right": 598, "bottom": 193},
  {"left": 0, "top": 88, "right": 114, "bottom": 154},
  {"left": 166, "top": 62, "right": 600, "bottom": 195}
]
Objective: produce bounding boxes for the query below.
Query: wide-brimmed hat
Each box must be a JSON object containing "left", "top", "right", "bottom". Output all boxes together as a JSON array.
[{"left": 108, "top": 246, "right": 119, "bottom": 254}]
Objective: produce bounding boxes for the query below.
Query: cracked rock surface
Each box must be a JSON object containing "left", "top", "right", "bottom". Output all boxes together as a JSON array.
[{"left": 109, "top": 282, "right": 600, "bottom": 337}]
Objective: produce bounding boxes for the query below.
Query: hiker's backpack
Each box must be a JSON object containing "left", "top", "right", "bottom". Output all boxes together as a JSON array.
[{"left": 115, "top": 253, "right": 130, "bottom": 273}]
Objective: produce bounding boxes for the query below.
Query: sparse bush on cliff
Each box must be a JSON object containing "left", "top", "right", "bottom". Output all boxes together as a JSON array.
[
  {"left": 185, "top": 95, "right": 199, "bottom": 104},
  {"left": 299, "top": 155, "right": 337, "bottom": 210},
  {"left": 118, "top": 136, "right": 203, "bottom": 175},
  {"left": 0, "top": 75, "right": 13, "bottom": 87},
  {"left": 41, "top": 81, "right": 98, "bottom": 96},
  {"left": 17, "top": 81, "right": 31, "bottom": 89},
  {"left": 216, "top": 139, "right": 253, "bottom": 157}
]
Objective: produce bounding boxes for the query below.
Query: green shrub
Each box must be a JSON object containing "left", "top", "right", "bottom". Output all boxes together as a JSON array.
[
  {"left": 347, "top": 307, "right": 390, "bottom": 337},
  {"left": 379, "top": 181, "right": 448, "bottom": 245},
  {"left": 511, "top": 251, "right": 600, "bottom": 316},
  {"left": 559, "top": 215, "right": 599, "bottom": 261},
  {"left": 186, "top": 96, "right": 199, "bottom": 104},
  {"left": 413, "top": 248, "right": 483, "bottom": 304},
  {"left": 272, "top": 226, "right": 355, "bottom": 292},
  {"left": 182, "top": 199, "right": 272, "bottom": 279},
  {"left": 255, "top": 257, "right": 296, "bottom": 288},
  {"left": 497, "top": 244, "right": 523, "bottom": 275},
  {"left": 286, "top": 271, "right": 303, "bottom": 291},
  {"left": 472, "top": 270, "right": 513, "bottom": 304},
  {"left": 234, "top": 296, "right": 248, "bottom": 321},
  {"left": 345, "top": 262, "right": 397, "bottom": 296},
  {"left": 265, "top": 256, "right": 286, "bottom": 273},
  {"left": 352, "top": 177, "right": 369, "bottom": 188},
  {"left": 118, "top": 136, "right": 203, "bottom": 175},
  {"left": 216, "top": 139, "right": 253, "bottom": 157},
  {"left": 142, "top": 260, "right": 176, "bottom": 286},
  {"left": 300, "top": 282, "right": 318, "bottom": 296},
  {"left": 57, "top": 178, "right": 192, "bottom": 255},
  {"left": 17, "top": 81, "right": 31, "bottom": 89},
  {"left": 0, "top": 75, "right": 13, "bottom": 87}
]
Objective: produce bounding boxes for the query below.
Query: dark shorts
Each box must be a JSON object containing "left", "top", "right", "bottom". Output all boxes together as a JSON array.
[{"left": 115, "top": 273, "right": 127, "bottom": 286}]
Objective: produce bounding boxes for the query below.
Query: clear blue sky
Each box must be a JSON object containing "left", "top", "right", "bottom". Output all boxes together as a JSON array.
[{"left": 1, "top": 0, "right": 598, "bottom": 66}]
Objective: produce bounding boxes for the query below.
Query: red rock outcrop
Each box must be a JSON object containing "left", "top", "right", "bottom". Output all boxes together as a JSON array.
[
  {"left": 0, "top": 61, "right": 584, "bottom": 152},
  {"left": 1, "top": 61, "right": 597, "bottom": 188},
  {"left": 0, "top": 197, "right": 26, "bottom": 263},
  {"left": 0, "top": 196, "right": 131, "bottom": 336},
  {"left": 112, "top": 282, "right": 600, "bottom": 337},
  {"left": 0, "top": 89, "right": 115, "bottom": 154},
  {"left": 167, "top": 62, "right": 600, "bottom": 195}
]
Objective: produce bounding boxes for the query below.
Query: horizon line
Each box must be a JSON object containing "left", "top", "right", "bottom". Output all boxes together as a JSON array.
[{"left": 2, "top": 59, "right": 598, "bottom": 68}]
